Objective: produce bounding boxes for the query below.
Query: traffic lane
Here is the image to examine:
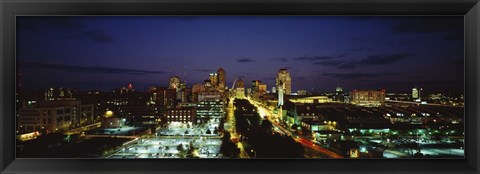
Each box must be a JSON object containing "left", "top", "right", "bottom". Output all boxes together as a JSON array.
[{"left": 295, "top": 138, "right": 344, "bottom": 158}]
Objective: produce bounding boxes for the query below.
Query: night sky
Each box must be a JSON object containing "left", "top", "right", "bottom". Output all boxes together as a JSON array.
[{"left": 17, "top": 16, "right": 464, "bottom": 94}]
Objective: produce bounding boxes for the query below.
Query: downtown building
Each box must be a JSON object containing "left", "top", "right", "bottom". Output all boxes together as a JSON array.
[
  {"left": 251, "top": 80, "right": 267, "bottom": 99},
  {"left": 234, "top": 78, "right": 246, "bottom": 99},
  {"left": 412, "top": 87, "right": 423, "bottom": 102},
  {"left": 17, "top": 100, "right": 94, "bottom": 133},
  {"left": 196, "top": 92, "right": 226, "bottom": 124},
  {"left": 44, "top": 87, "right": 77, "bottom": 101},
  {"left": 276, "top": 68, "right": 292, "bottom": 95},
  {"left": 149, "top": 86, "right": 177, "bottom": 109},
  {"left": 217, "top": 68, "right": 226, "bottom": 92},
  {"left": 350, "top": 89, "right": 386, "bottom": 107},
  {"left": 164, "top": 107, "right": 196, "bottom": 123}
]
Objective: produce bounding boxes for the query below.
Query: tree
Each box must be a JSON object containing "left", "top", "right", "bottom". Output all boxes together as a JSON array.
[
  {"left": 186, "top": 141, "right": 196, "bottom": 158},
  {"left": 177, "top": 144, "right": 186, "bottom": 157},
  {"left": 213, "top": 127, "right": 219, "bottom": 134},
  {"left": 206, "top": 129, "right": 212, "bottom": 134},
  {"left": 260, "top": 118, "right": 273, "bottom": 135},
  {"left": 177, "top": 144, "right": 184, "bottom": 151}
]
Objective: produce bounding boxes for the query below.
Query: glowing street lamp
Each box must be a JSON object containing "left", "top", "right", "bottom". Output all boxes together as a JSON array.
[{"left": 105, "top": 110, "right": 114, "bottom": 118}]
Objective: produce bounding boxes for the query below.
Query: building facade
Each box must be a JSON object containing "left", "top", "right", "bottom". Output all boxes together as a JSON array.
[
  {"left": 196, "top": 92, "right": 225, "bottom": 124},
  {"left": 18, "top": 100, "right": 94, "bottom": 133},
  {"left": 276, "top": 68, "right": 292, "bottom": 95},
  {"left": 165, "top": 108, "right": 196, "bottom": 123},
  {"left": 350, "top": 89, "right": 386, "bottom": 107},
  {"left": 217, "top": 68, "right": 226, "bottom": 92}
]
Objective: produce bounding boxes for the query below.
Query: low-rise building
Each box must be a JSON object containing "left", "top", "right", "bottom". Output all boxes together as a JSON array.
[
  {"left": 18, "top": 100, "right": 94, "bottom": 133},
  {"left": 350, "top": 89, "right": 386, "bottom": 107},
  {"left": 165, "top": 108, "right": 196, "bottom": 123}
]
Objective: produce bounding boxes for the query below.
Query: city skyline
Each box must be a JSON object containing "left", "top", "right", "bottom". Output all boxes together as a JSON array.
[{"left": 17, "top": 16, "right": 464, "bottom": 94}]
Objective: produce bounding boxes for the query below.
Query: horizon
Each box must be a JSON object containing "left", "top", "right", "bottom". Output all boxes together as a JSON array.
[{"left": 16, "top": 16, "right": 464, "bottom": 95}]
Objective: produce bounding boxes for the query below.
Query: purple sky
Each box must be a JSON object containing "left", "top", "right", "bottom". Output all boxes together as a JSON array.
[{"left": 16, "top": 16, "right": 464, "bottom": 94}]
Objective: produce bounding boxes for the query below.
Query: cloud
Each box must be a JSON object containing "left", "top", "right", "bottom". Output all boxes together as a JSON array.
[
  {"left": 237, "top": 58, "right": 255, "bottom": 63},
  {"left": 360, "top": 53, "right": 414, "bottom": 65},
  {"left": 335, "top": 53, "right": 414, "bottom": 69},
  {"left": 322, "top": 72, "right": 399, "bottom": 80},
  {"left": 293, "top": 54, "right": 345, "bottom": 61},
  {"left": 69, "top": 30, "right": 114, "bottom": 43},
  {"left": 336, "top": 62, "right": 359, "bottom": 69},
  {"left": 20, "top": 62, "right": 166, "bottom": 75}
]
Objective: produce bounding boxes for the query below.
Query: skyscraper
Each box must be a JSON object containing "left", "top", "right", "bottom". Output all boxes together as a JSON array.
[
  {"left": 412, "top": 87, "right": 422, "bottom": 101},
  {"left": 277, "top": 83, "right": 284, "bottom": 107},
  {"left": 235, "top": 78, "right": 245, "bottom": 98},
  {"left": 335, "top": 87, "right": 345, "bottom": 103},
  {"left": 217, "top": 68, "right": 226, "bottom": 92},
  {"left": 252, "top": 80, "right": 261, "bottom": 92},
  {"left": 169, "top": 76, "right": 181, "bottom": 90},
  {"left": 236, "top": 79, "right": 245, "bottom": 89},
  {"left": 209, "top": 73, "right": 218, "bottom": 88},
  {"left": 276, "top": 68, "right": 291, "bottom": 95}
]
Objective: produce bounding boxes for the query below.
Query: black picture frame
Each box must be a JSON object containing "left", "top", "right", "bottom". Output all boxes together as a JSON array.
[{"left": 1, "top": 0, "right": 479, "bottom": 173}]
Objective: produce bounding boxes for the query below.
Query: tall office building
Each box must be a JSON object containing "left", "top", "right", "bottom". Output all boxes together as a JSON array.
[
  {"left": 251, "top": 80, "right": 266, "bottom": 98},
  {"left": 209, "top": 73, "right": 218, "bottom": 88},
  {"left": 217, "top": 68, "right": 226, "bottom": 92},
  {"left": 196, "top": 92, "right": 225, "bottom": 123},
  {"left": 44, "top": 87, "right": 76, "bottom": 101},
  {"left": 412, "top": 87, "right": 422, "bottom": 101},
  {"left": 258, "top": 84, "right": 267, "bottom": 95},
  {"left": 335, "top": 87, "right": 345, "bottom": 103},
  {"left": 191, "top": 83, "right": 205, "bottom": 102},
  {"left": 169, "top": 76, "right": 181, "bottom": 90},
  {"left": 276, "top": 68, "right": 292, "bottom": 95},
  {"left": 277, "top": 83, "right": 284, "bottom": 107},
  {"left": 236, "top": 79, "right": 245, "bottom": 88},
  {"left": 252, "top": 80, "right": 261, "bottom": 92},
  {"left": 149, "top": 87, "right": 176, "bottom": 109},
  {"left": 235, "top": 79, "right": 245, "bottom": 98}
]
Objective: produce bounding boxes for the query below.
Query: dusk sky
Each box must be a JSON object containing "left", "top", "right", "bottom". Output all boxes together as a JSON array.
[{"left": 17, "top": 16, "right": 464, "bottom": 94}]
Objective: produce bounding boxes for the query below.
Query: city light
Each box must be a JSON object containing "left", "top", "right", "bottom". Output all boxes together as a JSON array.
[{"left": 16, "top": 16, "right": 464, "bottom": 159}]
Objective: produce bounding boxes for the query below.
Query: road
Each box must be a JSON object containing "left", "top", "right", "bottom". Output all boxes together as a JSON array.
[
  {"left": 65, "top": 122, "right": 101, "bottom": 135},
  {"left": 247, "top": 98, "right": 344, "bottom": 158},
  {"left": 226, "top": 97, "right": 250, "bottom": 158},
  {"left": 386, "top": 100, "right": 462, "bottom": 107},
  {"left": 295, "top": 137, "right": 344, "bottom": 158}
]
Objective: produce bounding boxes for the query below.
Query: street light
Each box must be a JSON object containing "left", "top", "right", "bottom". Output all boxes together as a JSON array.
[{"left": 250, "top": 149, "right": 257, "bottom": 158}]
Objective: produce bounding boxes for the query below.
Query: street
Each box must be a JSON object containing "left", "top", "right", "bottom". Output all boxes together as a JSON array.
[{"left": 247, "top": 98, "right": 344, "bottom": 158}]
